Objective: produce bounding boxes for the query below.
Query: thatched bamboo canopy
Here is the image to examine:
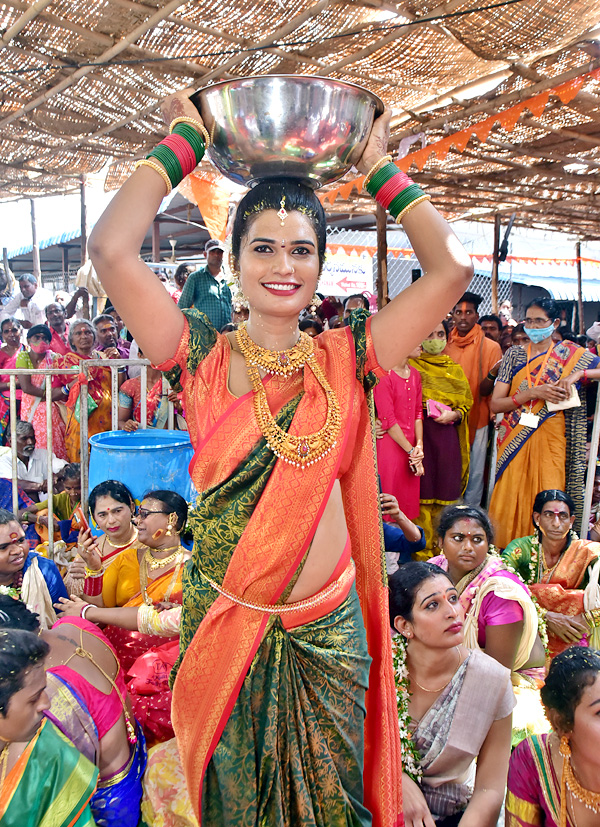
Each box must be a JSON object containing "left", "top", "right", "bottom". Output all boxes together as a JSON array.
[{"left": 1, "top": 0, "right": 600, "bottom": 237}]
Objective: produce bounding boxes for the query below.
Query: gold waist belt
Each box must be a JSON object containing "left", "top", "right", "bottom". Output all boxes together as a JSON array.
[{"left": 198, "top": 560, "right": 354, "bottom": 615}]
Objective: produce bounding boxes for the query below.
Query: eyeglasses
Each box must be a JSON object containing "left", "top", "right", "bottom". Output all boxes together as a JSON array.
[
  {"left": 135, "top": 508, "right": 168, "bottom": 520},
  {"left": 524, "top": 316, "right": 552, "bottom": 328}
]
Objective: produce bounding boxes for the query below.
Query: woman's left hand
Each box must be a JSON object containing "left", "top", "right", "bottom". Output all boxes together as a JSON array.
[
  {"left": 409, "top": 444, "right": 424, "bottom": 462},
  {"left": 434, "top": 409, "right": 460, "bottom": 425},
  {"left": 160, "top": 88, "right": 202, "bottom": 129},
  {"left": 410, "top": 458, "right": 425, "bottom": 476},
  {"left": 557, "top": 372, "right": 580, "bottom": 392},
  {"left": 355, "top": 109, "right": 392, "bottom": 176}
]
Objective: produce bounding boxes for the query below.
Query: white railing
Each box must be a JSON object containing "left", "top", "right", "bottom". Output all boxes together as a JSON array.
[{"left": 3, "top": 359, "right": 177, "bottom": 557}]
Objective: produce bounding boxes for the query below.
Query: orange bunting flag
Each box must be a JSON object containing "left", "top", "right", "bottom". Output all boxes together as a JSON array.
[
  {"left": 526, "top": 91, "right": 550, "bottom": 117},
  {"left": 189, "top": 173, "right": 230, "bottom": 241},
  {"left": 554, "top": 77, "right": 586, "bottom": 104}
]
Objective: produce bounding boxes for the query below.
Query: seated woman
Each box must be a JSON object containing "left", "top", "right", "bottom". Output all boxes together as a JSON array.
[
  {"left": 506, "top": 646, "right": 600, "bottom": 827},
  {"left": 65, "top": 480, "right": 139, "bottom": 595},
  {"left": 20, "top": 463, "right": 82, "bottom": 560},
  {"left": 0, "top": 595, "right": 146, "bottom": 827},
  {"left": 430, "top": 504, "right": 547, "bottom": 744},
  {"left": 0, "top": 508, "right": 67, "bottom": 628},
  {"left": 0, "top": 627, "right": 97, "bottom": 826},
  {"left": 118, "top": 348, "right": 172, "bottom": 430},
  {"left": 503, "top": 489, "right": 600, "bottom": 659},
  {"left": 389, "top": 561, "right": 514, "bottom": 827},
  {"left": 77, "top": 489, "right": 191, "bottom": 744}
]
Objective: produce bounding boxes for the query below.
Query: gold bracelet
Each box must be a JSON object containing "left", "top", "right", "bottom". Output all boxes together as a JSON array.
[
  {"left": 586, "top": 608, "right": 600, "bottom": 627},
  {"left": 169, "top": 116, "right": 211, "bottom": 150},
  {"left": 395, "top": 194, "right": 431, "bottom": 224},
  {"left": 84, "top": 567, "right": 103, "bottom": 578},
  {"left": 363, "top": 154, "right": 393, "bottom": 189},
  {"left": 134, "top": 159, "right": 172, "bottom": 194}
]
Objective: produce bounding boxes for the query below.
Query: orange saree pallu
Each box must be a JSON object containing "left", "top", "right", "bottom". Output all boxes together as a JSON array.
[
  {"left": 490, "top": 342, "right": 598, "bottom": 547},
  {"left": 162, "top": 310, "right": 403, "bottom": 827}
]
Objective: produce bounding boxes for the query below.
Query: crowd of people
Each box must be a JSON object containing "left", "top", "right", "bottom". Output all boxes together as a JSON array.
[{"left": 0, "top": 88, "right": 600, "bottom": 827}]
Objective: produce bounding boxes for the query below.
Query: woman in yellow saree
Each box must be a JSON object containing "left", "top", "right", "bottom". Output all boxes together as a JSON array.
[
  {"left": 490, "top": 297, "right": 600, "bottom": 548},
  {"left": 0, "top": 628, "right": 97, "bottom": 827},
  {"left": 88, "top": 86, "right": 473, "bottom": 827}
]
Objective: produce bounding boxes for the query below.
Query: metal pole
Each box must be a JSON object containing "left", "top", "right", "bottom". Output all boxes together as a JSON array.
[
  {"left": 576, "top": 241, "right": 585, "bottom": 335},
  {"left": 111, "top": 366, "right": 119, "bottom": 431},
  {"left": 30, "top": 199, "right": 41, "bottom": 280},
  {"left": 80, "top": 363, "right": 89, "bottom": 517},
  {"left": 164, "top": 377, "right": 175, "bottom": 430},
  {"left": 485, "top": 415, "right": 500, "bottom": 508},
  {"left": 582, "top": 388, "right": 600, "bottom": 538},
  {"left": 491, "top": 214, "right": 500, "bottom": 313},
  {"left": 375, "top": 204, "right": 388, "bottom": 310},
  {"left": 45, "top": 376, "right": 54, "bottom": 557},
  {"left": 140, "top": 365, "right": 147, "bottom": 429},
  {"left": 9, "top": 376, "right": 18, "bottom": 516}
]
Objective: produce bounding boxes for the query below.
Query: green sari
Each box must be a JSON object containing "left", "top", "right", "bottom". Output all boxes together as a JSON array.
[{"left": 0, "top": 718, "right": 98, "bottom": 827}]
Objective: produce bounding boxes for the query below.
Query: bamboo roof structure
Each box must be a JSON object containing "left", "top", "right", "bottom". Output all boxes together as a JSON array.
[{"left": 1, "top": 0, "right": 600, "bottom": 237}]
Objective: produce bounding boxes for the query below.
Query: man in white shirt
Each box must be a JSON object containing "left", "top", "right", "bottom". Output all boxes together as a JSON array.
[
  {"left": 0, "top": 274, "right": 54, "bottom": 329},
  {"left": 0, "top": 420, "right": 66, "bottom": 499}
]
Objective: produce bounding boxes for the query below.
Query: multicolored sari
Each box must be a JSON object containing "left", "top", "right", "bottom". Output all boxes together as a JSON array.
[
  {"left": 503, "top": 534, "right": 600, "bottom": 657},
  {"left": 0, "top": 718, "right": 98, "bottom": 827},
  {"left": 490, "top": 342, "right": 599, "bottom": 546},
  {"left": 160, "top": 309, "right": 402, "bottom": 827},
  {"left": 506, "top": 734, "right": 563, "bottom": 827}
]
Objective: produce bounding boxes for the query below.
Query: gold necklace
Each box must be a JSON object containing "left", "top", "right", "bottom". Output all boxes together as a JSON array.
[
  {"left": 411, "top": 647, "right": 461, "bottom": 693},
  {"left": 236, "top": 327, "right": 341, "bottom": 468},
  {"left": 143, "top": 545, "right": 182, "bottom": 570},
  {"left": 139, "top": 549, "right": 185, "bottom": 606},
  {"left": 560, "top": 735, "right": 600, "bottom": 815},
  {"left": 236, "top": 323, "right": 313, "bottom": 375},
  {"left": 104, "top": 526, "right": 138, "bottom": 549},
  {"left": 0, "top": 743, "right": 9, "bottom": 789}
]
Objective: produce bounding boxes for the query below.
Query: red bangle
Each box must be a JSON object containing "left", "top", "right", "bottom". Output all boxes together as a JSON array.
[
  {"left": 375, "top": 174, "right": 414, "bottom": 210},
  {"left": 511, "top": 394, "right": 521, "bottom": 408},
  {"left": 159, "top": 134, "right": 198, "bottom": 178},
  {"left": 83, "top": 574, "right": 103, "bottom": 597},
  {"left": 583, "top": 369, "right": 588, "bottom": 381}
]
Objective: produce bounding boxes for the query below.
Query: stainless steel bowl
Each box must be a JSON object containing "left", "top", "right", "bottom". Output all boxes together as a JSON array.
[{"left": 190, "top": 75, "right": 384, "bottom": 189}]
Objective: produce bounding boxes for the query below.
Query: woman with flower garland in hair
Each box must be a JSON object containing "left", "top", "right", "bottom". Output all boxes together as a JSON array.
[
  {"left": 503, "top": 489, "right": 600, "bottom": 659},
  {"left": 430, "top": 504, "right": 547, "bottom": 744},
  {"left": 87, "top": 86, "right": 473, "bottom": 826},
  {"left": 389, "top": 561, "right": 514, "bottom": 827},
  {"left": 506, "top": 646, "right": 600, "bottom": 827}
]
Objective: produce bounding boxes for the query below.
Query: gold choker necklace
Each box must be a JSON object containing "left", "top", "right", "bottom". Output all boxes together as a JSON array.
[
  {"left": 143, "top": 546, "right": 182, "bottom": 570},
  {"left": 104, "top": 526, "right": 138, "bottom": 549},
  {"left": 236, "top": 326, "right": 341, "bottom": 468},
  {"left": 236, "top": 324, "right": 313, "bottom": 376}
]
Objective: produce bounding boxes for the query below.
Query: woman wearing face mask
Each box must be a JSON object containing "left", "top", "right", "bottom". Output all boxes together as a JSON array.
[
  {"left": 489, "top": 297, "right": 600, "bottom": 548},
  {"left": 409, "top": 321, "right": 473, "bottom": 553},
  {"left": 15, "top": 324, "right": 67, "bottom": 459}
]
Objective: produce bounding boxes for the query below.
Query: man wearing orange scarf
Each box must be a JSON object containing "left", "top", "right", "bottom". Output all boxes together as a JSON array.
[{"left": 445, "top": 292, "right": 501, "bottom": 505}]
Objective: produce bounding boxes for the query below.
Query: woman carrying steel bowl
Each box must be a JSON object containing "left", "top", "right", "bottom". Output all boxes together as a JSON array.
[{"left": 88, "top": 87, "right": 473, "bottom": 827}]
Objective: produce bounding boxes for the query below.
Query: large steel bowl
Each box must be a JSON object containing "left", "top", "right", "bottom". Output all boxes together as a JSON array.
[{"left": 190, "top": 75, "right": 384, "bottom": 188}]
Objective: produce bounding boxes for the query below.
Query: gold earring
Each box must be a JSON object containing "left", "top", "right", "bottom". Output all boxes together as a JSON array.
[{"left": 165, "top": 512, "right": 177, "bottom": 537}]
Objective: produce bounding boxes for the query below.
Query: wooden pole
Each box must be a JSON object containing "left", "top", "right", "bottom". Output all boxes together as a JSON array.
[
  {"left": 576, "top": 241, "right": 584, "bottom": 334},
  {"left": 2, "top": 248, "right": 14, "bottom": 293},
  {"left": 60, "top": 245, "right": 69, "bottom": 291},
  {"left": 80, "top": 174, "right": 87, "bottom": 266},
  {"left": 29, "top": 199, "right": 41, "bottom": 280},
  {"left": 375, "top": 204, "right": 388, "bottom": 310},
  {"left": 152, "top": 218, "right": 161, "bottom": 261},
  {"left": 491, "top": 214, "right": 500, "bottom": 313}
]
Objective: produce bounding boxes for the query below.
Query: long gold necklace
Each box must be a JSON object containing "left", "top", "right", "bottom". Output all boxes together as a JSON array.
[
  {"left": 236, "top": 325, "right": 341, "bottom": 468},
  {"left": 143, "top": 545, "right": 182, "bottom": 570},
  {"left": 104, "top": 525, "right": 138, "bottom": 549},
  {"left": 0, "top": 743, "right": 9, "bottom": 789},
  {"left": 411, "top": 647, "right": 461, "bottom": 693},
  {"left": 139, "top": 548, "right": 185, "bottom": 606},
  {"left": 236, "top": 323, "right": 313, "bottom": 375}
]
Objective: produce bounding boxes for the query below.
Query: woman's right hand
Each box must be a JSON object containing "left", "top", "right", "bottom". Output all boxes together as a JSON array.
[
  {"left": 77, "top": 528, "right": 102, "bottom": 572},
  {"left": 401, "top": 774, "right": 436, "bottom": 827},
  {"left": 122, "top": 418, "right": 139, "bottom": 432},
  {"left": 535, "top": 383, "right": 569, "bottom": 404},
  {"left": 355, "top": 109, "right": 392, "bottom": 176},
  {"left": 54, "top": 595, "right": 88, "bottom": 617},
  {"left": 68, "top": 556, "right": 87, "bottom": 580},
  {"left": 433, "top": 409, "right": 460, "bottom": 425},
  {"left": 546, "top": 611, "right": 588, "bottom": 643}
]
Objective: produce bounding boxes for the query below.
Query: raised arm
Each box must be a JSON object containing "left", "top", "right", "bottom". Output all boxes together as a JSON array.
[{"left": 354, "top": 116, "right": 473, "bottom": 371}]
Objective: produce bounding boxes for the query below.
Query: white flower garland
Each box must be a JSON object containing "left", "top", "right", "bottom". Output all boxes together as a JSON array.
[
  {"left": 391, "top": 633, "right": 422, "bottom": 782},
  {"left": 0, "top": 585, "right": 19, "bottom": 599}
]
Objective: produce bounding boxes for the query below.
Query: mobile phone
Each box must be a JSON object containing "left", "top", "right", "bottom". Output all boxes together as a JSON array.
[
  {"left": 377, "top": 474, "right": 382, "bottom": 494},
  {"left": 73, "top": 505, "right": 90, "bottom": 533}
]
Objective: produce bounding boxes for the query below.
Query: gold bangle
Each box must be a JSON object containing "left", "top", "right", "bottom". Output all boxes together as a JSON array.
[
  {"left": 395, "top": 194, "right": 431, "bottom": 224},
  {"left": 84, "top": 567, "right": 103, "bottom": 578},
  {"left": 134, "top": 159, "right": 172, "bottom": 194},
  {"left": 169, "top": 116, "right": 211, "bottom": 150},
  {"left": 363, "top": 154, "right": 392, "bottom": 189}
]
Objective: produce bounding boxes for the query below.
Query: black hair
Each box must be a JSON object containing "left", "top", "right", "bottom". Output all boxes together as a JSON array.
[
  {"left": 343, "top": 294, "right": 369, "bottom": 311},
  {"left": 525, "top": 297, "right": 559, "bottom": 321},
  {"left": 561, "top": 330, "right": 577, "bottom": 343},
  {"left": 437, "top": 504, "right": 494, "bottom": 544},
  {"left": 61, "top": 463, "right": 80, "bottom": 482},
  {"left": 0, "top": 628, "right": 48, "bottom": 716},
  {"left": 26, "top": 324, "right": 52, "bottom": 343},
  {"left": 532, "top": 489, "right": 575, "bottom": 522},
  {"left": 0, "top": 595, "right": 40, "bottom": 633},
  {"left": 388, "top": 562, "right": 453, "bottom": 626},
  {"left": 0, "top": 317, "right": 21, "bottom": 332},
  {"left": 577, "top": 335, "right": 589, "bottom": 348},
  {"left": 88, "top": 480, "right": 135, "bottom": 517},
  {"left": 511, "top": 323, "right": 526, "bottom": 338},
  {"left": 220, "top": 323, "right": 237, "bottom": 333},
  {"left": 299, "top": 317, "right": 324, "bottom": 335},
  {"left": 174, "top": 264, "right": 190, "bottom": 288},
  {"left": 540, "top": 646, "right": 600, "bottom": 732},
  {"left": 92, "top": 314, "right": 116, "bottom": 327},
  {"left": 230, "top": 178, "right": 327, "bottom": 275},
  {"left": 142, "top": 489, "right": 188, "bottom": 533},
  {"left": 479, "top": 314, "right": 502, "bottom": 329},
  {"left": 454, "top": 291, "right": 482, "bottom": 311},
  {"left": 441, "top": 319, "right": 450, "bottom": 337},
  {"left": 0, "top": 507, "right": 20, "bottom": 527}
]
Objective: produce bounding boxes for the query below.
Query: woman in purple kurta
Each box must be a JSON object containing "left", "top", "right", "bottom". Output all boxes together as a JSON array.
[{"left": 374, "top": 360, "right": 423, "bottom": 519}]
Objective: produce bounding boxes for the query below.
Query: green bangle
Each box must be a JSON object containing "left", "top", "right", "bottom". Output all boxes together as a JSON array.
[
  {"left": 147, "top": 145, "right": 182, "bottom": 188},
  {"left": 365, "top": 163, "right": 398, "bottom": 197},
  {"left": 171, "top": 122, "right": 206, "bottom": 164},
  {"left": 387, "top": 185, "right": 425, "bottom": 216}
]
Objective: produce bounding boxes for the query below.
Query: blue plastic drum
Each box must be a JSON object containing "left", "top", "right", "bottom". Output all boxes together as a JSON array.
[{"left": 88, "top": 430, "right": 197, "bottom": 507}]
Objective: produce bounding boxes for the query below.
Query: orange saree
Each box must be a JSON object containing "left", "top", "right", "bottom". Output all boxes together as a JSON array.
[{"left": 160, "top": 310, "right": 403, "bottom": 827}]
